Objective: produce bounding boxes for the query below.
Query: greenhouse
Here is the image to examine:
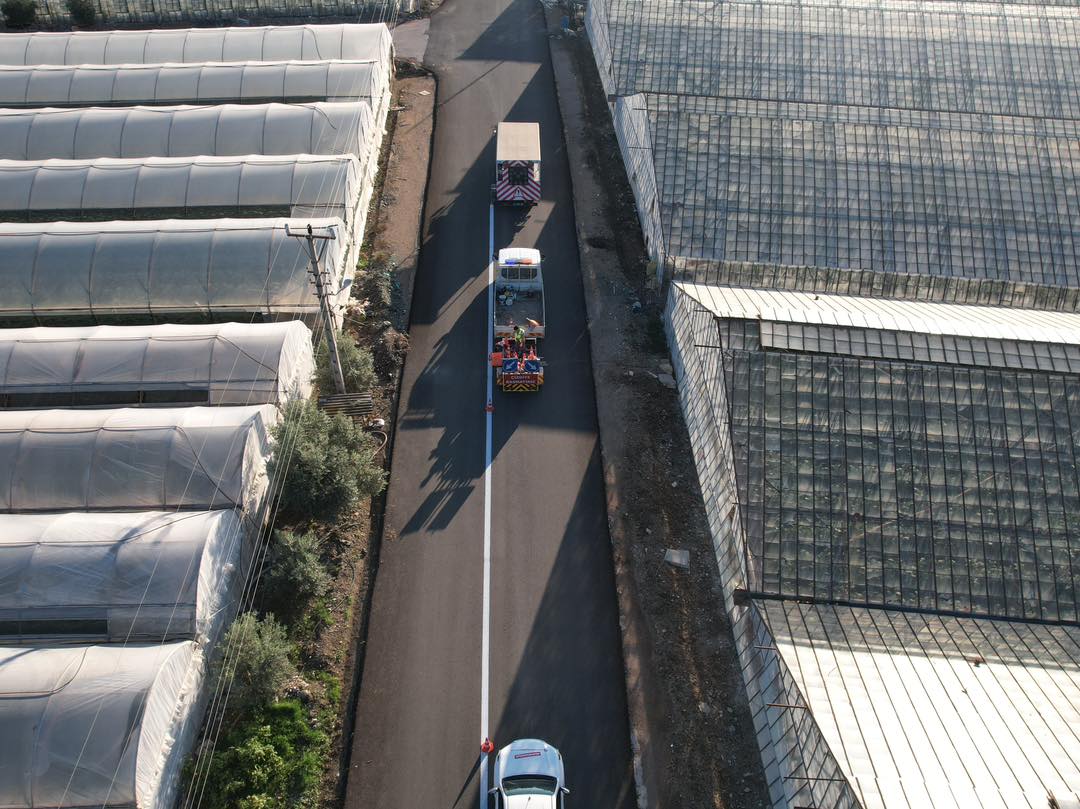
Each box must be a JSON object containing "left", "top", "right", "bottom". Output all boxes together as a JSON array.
[
  {"left": 0, "top": 509, "right": 247, "bottom": 642},
  {"left": 0, "top": 23, "right": 393, "bottom": 67},
  {"left": 0, "top": 59, "right": 390, "bottom": 124},
  {"left": 0, "top": 218, "right": 350, "bottom": 324},
  {"left": 666, "top": 281, "right": 1080, "bottom": 808},
  {"left": 0, "top": 101, "right": 375, "bottom": 161},
  {"left": 587, "top": 0, "right": 1080, "bottom": 280},
  {"left": 0, "top": 322, "right": 316, "bottom": 408},
  {"left": 0, "top": 641, "right": 204, "bottom": 809},
  {"left": 0, "top": 155, "right": 371, "bottom": 260},
  {"left": 0, "top": 405, "right": 275, "bottom": 514}
]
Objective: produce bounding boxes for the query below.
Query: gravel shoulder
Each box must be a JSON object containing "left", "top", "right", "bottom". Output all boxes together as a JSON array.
[{"left": 542, "top": 10, "right": 771, "bottom": 809}]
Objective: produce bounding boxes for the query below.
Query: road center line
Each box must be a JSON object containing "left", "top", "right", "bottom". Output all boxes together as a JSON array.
[{"left": 480, "top": 202, "right": 495, "bottom": 807}]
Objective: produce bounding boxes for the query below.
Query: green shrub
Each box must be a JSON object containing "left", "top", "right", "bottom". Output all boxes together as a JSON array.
[
  {"left": 261, "top": 530, "right": 329, "bottom": 627},
  {"left": 210, "top": 725, "right": 286, "bottom": 809},
  {"left": 65, "top": 0, "right": 95, "bottom": 25},
  {"left": 215, "top": 614, "right": 296, "bottom": 719},
  {"left": 1, "top": 0, "right": 36, "bottom": 27},
  {"left": 200, "top": 700, "right": 326, "bottom": 809},
  {"left": 315, "top": 333, "right": 376, "bottom": 394},
  {"left": 270, "top": 400, "right": 386, "bottom": 523}
]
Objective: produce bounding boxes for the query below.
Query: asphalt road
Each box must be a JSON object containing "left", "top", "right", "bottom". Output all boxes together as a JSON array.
[{"left": 345, "top": 1, "right": 635, "bottom": 807}]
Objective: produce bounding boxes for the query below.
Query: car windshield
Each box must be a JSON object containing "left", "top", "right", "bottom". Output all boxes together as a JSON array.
[{"left": 502, "top": 775, "right": 557, "bottom": 796}]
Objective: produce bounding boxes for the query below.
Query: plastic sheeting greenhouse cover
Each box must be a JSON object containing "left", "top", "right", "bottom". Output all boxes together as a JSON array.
[
  {"left": 0, "top": 322, "right": 315, "bottom": 406},
  {"left": 0, "top": 155, "right": 361, "bottom": 227},
  {"left": 0, "top": 509, "right": 246, "bottom": 641},
  {"left": 0, "top": 24, "right": 393, "bottom": 66},
  {"left": 0, "top": 217, "right": 346, "bottom": 322},
  {"left": 0, "top": 405, "right": 275, "bottom": 513},
  {"left": 0, "top": 642, "right": 198, "bottom": 809},
  {"left": 0, "top": 60, "right": 383, "bottom": 108},
  {"left": 0, "top": 102, "right": 374, "bottom": 160}
]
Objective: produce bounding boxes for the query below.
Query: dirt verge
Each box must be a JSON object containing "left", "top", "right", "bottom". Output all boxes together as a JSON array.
[
  {"left": 542, "top": 10, "right": 770, "bottom": 809},
  {"left": 319, "top": 65, "right": 436, "bottom": 809}
]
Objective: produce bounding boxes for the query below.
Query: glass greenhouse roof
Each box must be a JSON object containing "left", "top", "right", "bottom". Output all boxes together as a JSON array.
[
  {"left": 762, "top": 600, "right": 1080, "bottom": 809},
  {"left": 647, "top": 98, "right": 1080, "bottom": 278},
  {"left": 599, "top": 0, "right": 1080, "bottom": 117},
  {"left": 682, "top": 283, "right": 1080, "bottom": 623},
  {"left": 592, "top": 0, "right": 1080, "bottom": 278},
  {"left": 727, "top": 338, "right": 1080, "bottom": 622}
]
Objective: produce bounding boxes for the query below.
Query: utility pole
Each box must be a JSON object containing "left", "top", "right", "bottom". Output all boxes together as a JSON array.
[{"left": 286, "top": 223, "right": 346, "bottom": 395}]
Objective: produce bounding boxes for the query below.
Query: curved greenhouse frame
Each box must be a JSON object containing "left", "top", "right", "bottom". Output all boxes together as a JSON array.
[
  {"left": 0, "top": 101, "right": 374, "bottom": 160},
  {"left": 0, "top": 156, "right": 370, "bottom": 266},
  {"left": 0, "top": 405, "right": 275, "bottom": 514},
  {"left": 0, "top": 59, "right": 387, "bottom": 110},
  {"left": 0, "top": 217, "right": 349, "bottom": 324},
  {"left": 0, "top": 322, "right": 315, "bottom": 408},
  {"left": 0, "top": 642, "right": 202, "bottom": 809},
  {"left": 0, "top": 509, "right": 247, "bottom": 642},
  {"left": 0, "top": 23, "right": 393, "bottom": 66}
]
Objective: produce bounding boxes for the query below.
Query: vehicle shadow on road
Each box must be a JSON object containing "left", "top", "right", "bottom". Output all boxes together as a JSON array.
[
  {"left": 490, "top": 444, "right": 637, "bottom": 809},
  {"left": 390, "top": 112, "right": 492, "bottom": 534}
]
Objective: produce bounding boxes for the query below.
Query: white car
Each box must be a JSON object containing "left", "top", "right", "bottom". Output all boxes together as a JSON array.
[{"left": 490, "top": 738, "right": 569, "bottom": 808}]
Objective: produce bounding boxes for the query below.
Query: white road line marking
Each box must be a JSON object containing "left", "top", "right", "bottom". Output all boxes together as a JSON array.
[{"left": 480, "top": 202, "right": 495, "bottom": 808}]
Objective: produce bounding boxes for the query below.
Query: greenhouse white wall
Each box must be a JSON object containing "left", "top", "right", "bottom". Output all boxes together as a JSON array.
[
  {"left": 0, "top": 405, "right": 275, "bottom": 514},
  {"left": 0, "top": 322, "right": 315, "bottom": 407},
  {"left": 0, "top": 641, "right": 205, "bottom": 809},
  {"left": 0, "top": 101, "right": 375, "bottom": 161},
  {"left": 0, "top": 509, "right": 247, "bottom": 642},
  {"left": 0, "top": 24, "right": 394, "bottom": 66},
  {"left": 0, "top": 218, "right": 350, "bottom": 324}
]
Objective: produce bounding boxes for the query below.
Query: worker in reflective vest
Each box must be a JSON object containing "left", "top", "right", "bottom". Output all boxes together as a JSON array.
[{"left": 513, "top": 325, "right": 526, "bottom": 353}]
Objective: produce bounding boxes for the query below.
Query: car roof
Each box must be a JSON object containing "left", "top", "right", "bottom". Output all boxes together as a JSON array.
[
  {"left": 497, "top": 739, "right": 563, "bottom": 782},
  {"left": 498, "top": 247, "right": 541, "bottom": 263}
]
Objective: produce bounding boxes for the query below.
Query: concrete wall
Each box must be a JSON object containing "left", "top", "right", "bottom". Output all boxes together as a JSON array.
[{"left": 665, "top": 283, "right": 861, "bottom": 809}]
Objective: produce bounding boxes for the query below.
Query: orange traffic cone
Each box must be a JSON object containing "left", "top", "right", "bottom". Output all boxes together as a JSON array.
[{"left": 481, "top": 737, "right": 495, "bottom": 754}]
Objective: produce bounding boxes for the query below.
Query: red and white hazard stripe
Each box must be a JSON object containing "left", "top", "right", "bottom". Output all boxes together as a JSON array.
[{"left": 494, "top": 160, "right": 541, "bottom": 203}]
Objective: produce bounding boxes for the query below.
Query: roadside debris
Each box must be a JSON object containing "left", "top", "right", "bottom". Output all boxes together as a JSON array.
[{"left": 664, "top": 549, "right": 690, "bottom": 570}]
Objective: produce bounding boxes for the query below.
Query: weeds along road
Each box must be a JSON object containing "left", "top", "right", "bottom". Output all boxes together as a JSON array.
[{"left": 344, "top": 0, "right": 635, "bottom": 806}]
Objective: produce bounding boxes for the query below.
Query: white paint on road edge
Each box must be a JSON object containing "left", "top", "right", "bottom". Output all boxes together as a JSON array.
[{"left": 480, "top": 202, "right": 495, "bottom": 808}]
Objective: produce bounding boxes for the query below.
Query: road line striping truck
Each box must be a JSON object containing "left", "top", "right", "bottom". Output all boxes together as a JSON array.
[
  {"left": 493, "top": 122, "right": 541, "bottom": 205},
  {"left": 491, "top": 247, "right": 545, "bottom": 392}
]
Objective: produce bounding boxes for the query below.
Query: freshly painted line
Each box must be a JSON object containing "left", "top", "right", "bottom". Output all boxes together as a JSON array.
[{"left": 480, "top": 202, "right": 495, "bottom": 807}]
